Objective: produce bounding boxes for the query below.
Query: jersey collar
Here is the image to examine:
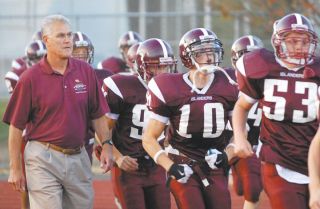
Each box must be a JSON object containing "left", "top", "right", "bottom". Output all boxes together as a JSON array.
[{"left": 183, "top": 71, "right": 214, "bottom": 94}]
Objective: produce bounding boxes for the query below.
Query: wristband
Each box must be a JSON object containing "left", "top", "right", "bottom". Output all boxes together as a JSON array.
[
  {"left": 101, "top": 139, "right": 113, "bottom": 146},
  {"left": 153, "top": 150, "right": 166, "bottom": 164}
]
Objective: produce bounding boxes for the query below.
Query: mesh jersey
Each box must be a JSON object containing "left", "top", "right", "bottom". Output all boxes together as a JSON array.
[
  {"left": 147, "top": 71, "right": 238, "bottom": 162},
  {"left": 236, "top": 48, "right": 320, "bottom": 175},
  {"left": 103, "top": 74, "right": 152, "bottom": 158}
]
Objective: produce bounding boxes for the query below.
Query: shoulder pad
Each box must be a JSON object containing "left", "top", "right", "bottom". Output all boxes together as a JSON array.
[
  {"left": 94, "top": 69, "right": 113, "bottom": 86},
  {"left": 150, "top": 73, "right": 185, "bottom": 104},
  {"left": 236, "top": 48, "right": 279, "bottom": 79},
  {"left": 222, "top": 67, "right": 236, "bottom": 80},
  {"left": 104, "top": 74, "right": 145, "bottom": 99}
]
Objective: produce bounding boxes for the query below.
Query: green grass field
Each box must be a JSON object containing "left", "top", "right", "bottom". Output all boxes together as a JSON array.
[
  {"left": 0, "top": 99, "right": 9, "bottom": 144},
  {"left": 0, "top": 99, "right": 9, "bottom": 173}
]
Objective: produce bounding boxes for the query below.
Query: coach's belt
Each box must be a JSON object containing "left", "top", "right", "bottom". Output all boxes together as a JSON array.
[{"left": 39, "top": 141, "right": 82, "bottom": 155}]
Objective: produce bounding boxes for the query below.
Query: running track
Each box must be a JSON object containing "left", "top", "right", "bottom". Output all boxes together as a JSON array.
[{"left": 0, "top": 179, "right": 271, "bottom": 209}]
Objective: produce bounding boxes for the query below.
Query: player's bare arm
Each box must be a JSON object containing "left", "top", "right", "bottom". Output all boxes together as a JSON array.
[
  {"left": 232, "top": 95, "right": 254, "bottom": 158},
  {"left": 309, "top": 127, "right": 320, "bottom": 209},
  {"left": 142, "top": 118, "right": 174, "bottom": 171}
]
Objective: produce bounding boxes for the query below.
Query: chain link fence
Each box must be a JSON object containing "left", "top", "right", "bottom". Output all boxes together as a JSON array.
[{"left": 0, "top": 0, "right": 271, "bottom": 98}]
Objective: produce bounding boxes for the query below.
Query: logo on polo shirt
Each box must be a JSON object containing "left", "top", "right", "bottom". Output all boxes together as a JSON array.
[{"left": 74, "top": 79, "right": 87, "bottom": 94}]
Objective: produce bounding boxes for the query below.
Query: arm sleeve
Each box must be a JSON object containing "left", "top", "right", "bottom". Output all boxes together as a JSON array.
[
  {"left": 103, "top": 80, "right": 124, "bottom": 117},
  {"left": 235, "top": 70, "right": 261, "bottom": 102},
  {"left": 147, "top": 79, "right": 171, "bottom": 118}
]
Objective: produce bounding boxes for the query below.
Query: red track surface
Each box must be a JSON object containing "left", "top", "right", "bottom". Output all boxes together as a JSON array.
[{"left": 0, "top": 180, "right": 271, "bottom": 209}]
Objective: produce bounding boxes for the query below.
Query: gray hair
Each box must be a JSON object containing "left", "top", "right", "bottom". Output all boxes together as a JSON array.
[{"left": 41, "top": 14, "right": 71, "bottom": 37}]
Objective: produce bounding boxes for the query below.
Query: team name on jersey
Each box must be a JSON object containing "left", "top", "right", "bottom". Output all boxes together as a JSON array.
[
  {"left": 279, "top": 72, "right": 304, "bottom": 78},
  {"left": 191, "top": 96, "right": 213, "bottom": 102}
]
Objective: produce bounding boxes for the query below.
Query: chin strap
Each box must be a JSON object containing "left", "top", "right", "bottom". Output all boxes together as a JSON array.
[
  {"left": 137, "top": 74, "right": 148, "bottom": 88},
  {"left": 191, "top": 60, "right": 237, "bottom": 93}
]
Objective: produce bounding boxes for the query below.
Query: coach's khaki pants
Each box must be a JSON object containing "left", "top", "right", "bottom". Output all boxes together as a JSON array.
[{"left": 24, "top": 141, "right": 94, "bottom": 209}]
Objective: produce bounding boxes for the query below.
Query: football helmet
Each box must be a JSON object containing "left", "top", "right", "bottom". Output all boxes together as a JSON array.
[
  {"left": 179, "top": 28, "right": 224, "bottom": 69},
  {"left": 25, "top": 40, "right": 47, "bottom": 66},
  {"left": 73, "top": 31, "right": 94, "bottom": 64},
  {"left": 118, "top": 31, "right": 143, "bottom": 61},
  {"left": 271, "top": 13, "right": 318, "bottom": 66},
  {"left": 231, "top": 35, "right": 264, "bottom": 67},
  {"left": 126, "top": 42, "right": 141, "bottom": 74},
  {"left": 136, "top": 38, "right": 177, "bottom": 82},
  {"left": 32, "top": 30, "right": 43, "bottom": 41}
]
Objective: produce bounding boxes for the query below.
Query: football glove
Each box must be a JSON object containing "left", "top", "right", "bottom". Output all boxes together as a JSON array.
[
  {"left": 168, "top": 163, "right": 193, "bottom": 184},
  {"left": 205, "top": 148, "right": 228, "bottom": 170}
]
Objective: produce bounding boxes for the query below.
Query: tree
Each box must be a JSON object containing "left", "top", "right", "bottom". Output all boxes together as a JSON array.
[{"left": 210, "top": 0, "right": 320, "bottom": 39}]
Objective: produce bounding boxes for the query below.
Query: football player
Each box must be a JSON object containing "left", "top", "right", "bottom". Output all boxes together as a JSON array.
[
  {"left": 94, "top": 36, "right": 141, "bottom": 209},
  {"left": 5, "top": 30, "right": 43, "bottom": 95},
  {"left": 5, "top": 40, "right": 46, "bottom": 94},
  {"left": 95, "top": 33, "right": 142, "bottom": 209},
  {"left": 233, "top": 13, "right": 320, "bottom": 209},
  {"left": 142, "top": 28, "right": 238, "bottom": 209},
  {"left": 118, "top": 31, "right": 143, "bottom": 64},
  {"left": 230, "top": 35, "right": 264, "bottom": 209},
  {"left": 4, "top": 40, "right": 46, "bottom": 209},
  {"left": 97, "top": 31, "right": 143, "bottom": 73},
  {"left": 125, "top": 42, "right": 141, "bottom": 75},
  {"left": 102, "top": 38, "right": 176, "bottom": 209},
  {"left": 72, "top": 31, "right": 113, "bottom": 163},
  {"left": 31, "top": 30, "right": 42, "bottom": 41}
]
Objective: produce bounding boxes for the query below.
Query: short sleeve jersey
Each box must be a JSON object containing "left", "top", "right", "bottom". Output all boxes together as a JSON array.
[
  {"left": 236, "top": 48, "right": 320, "bottom": 175},
  {"left": 103, "top": 74, "right": 151, "bottom": 158},
  {"left": 147, "top": 72, "right": 239, "bottom": 162}
]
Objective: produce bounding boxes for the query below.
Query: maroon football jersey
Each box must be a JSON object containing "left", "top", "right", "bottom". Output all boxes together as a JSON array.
[
  {"left": 247, "top": 102, "right": 262, "bottom": 146},
  {"left": 94, "top": 68, "right": 113, "bottom": 87},
  {"left": 103, "top": 74, "right": 151, "bottom": 158},
  {"left": 236, "top": 48, "right": 320, "bottom": 175},
  {"left": 5, "top": 57, "right": 28, "bottom": 94},
  {"left": 97, "top": 56, "right": 128, "bottom": 74},
  {"left": 147, "top": 72, "right": 238, "bottom": 163}
]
